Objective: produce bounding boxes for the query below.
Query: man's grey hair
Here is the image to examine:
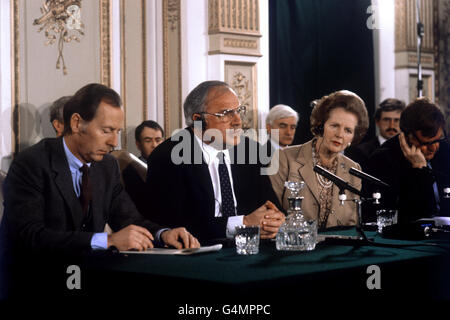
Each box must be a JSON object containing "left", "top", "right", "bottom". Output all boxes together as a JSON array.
[
  {"left": 266, "top": 104, "right": 299, "bottom": 126},
  {"left": 50, "top": 95, "right": 72, "bottom": 123},
  {"left": 184, "top": 80, "right": 231, "bottom": 127}
]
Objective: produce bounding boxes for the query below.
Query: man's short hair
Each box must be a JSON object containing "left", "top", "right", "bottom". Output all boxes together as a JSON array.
[
  {"left": 400, "top": 98, "right": 445, "bottom": 137},
  {"left": 265, "top": 104, "right": 299, "bottom": 126},
  {"left": 374, "top": 98, "right": 406, "bottom": 121},
  {"left": 135, "top": 120, "right": 164, "bottom": 142},
  {"left": 62, "top": 83, "right": 122, "bottom": 135},
  {"left": 49, "top": 96, "right": 71, "bottom": 124},
  {"left": 183, "top": 80, "right": 231, "bottom": 127}
]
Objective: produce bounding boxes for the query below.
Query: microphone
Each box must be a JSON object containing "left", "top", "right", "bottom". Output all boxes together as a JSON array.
[
  {"left": 313, "top": 165, "right": 362, "bottom": 197},
  {"left": 349, "top": 167, "right": 390, "bottom": 190}
]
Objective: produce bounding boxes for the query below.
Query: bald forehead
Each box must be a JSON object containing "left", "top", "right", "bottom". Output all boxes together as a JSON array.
[{"left": 205, "top": 86, "right": 235, "bottom": 104}]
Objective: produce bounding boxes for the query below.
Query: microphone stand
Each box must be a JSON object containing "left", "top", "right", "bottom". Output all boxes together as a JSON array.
[
  {"left": 313, "top": 165, "right": 377, "bottom": 244},
  {"left": 416, "top": 0, "right": 424, "bottom": 97},
  {"left": 338, "top": 190, "right": 379, "bottom": 242}
]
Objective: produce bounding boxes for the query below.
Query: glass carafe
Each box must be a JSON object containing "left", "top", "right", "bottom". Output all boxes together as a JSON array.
[{"left": 276, "top": 181, "right": 317, "bottom": 251}]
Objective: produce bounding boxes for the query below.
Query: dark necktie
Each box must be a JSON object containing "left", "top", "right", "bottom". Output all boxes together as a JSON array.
[
  {"left": 427, "top": 162, "right": 440, "bottom": 213},
  {"left": 79, "top": 164, "right": 92, "bottom": 216},
  {"left": 218, "top": 152, "right": 235, "bottom": 217}
]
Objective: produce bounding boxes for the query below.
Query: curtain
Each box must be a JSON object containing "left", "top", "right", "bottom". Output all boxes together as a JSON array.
[{"left": 269, "top": 0, "right": 375, "bottom": 144}]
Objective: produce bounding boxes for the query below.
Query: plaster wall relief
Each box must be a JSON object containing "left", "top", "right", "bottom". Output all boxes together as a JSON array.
[
  {"left": 224, "top": 62, "right": 257, "bottom": 132},
  {"left": 209, "top": 0, "right": 262, "bottom": 134},
  {"left": 11, "top": 0, "right": 108, "bottom": 154}
]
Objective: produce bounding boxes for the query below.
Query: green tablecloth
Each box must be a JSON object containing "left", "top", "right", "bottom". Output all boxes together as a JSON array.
[{"left": 83, "top": 229, "right": 450, "bottom": 301}]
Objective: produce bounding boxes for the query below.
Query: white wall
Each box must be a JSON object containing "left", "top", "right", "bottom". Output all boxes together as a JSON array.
[
  {"left": 372, "top": 0, "right": 396, "bottom": 107},
  {"left": 146, "top": 0, "right": 164, "bottom": 126},
  {"left": 181, "top": 0, "right": 209, "bottom": 127}
]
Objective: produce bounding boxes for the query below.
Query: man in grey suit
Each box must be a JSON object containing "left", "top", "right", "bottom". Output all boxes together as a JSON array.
[{"left": 0, "top": 83, "right": 198, "bottom": 299}]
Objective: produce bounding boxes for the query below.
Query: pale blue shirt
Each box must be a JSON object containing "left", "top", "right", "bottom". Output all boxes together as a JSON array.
[{"left": 63, "top": 138, "right": 106, "bottom": 250}]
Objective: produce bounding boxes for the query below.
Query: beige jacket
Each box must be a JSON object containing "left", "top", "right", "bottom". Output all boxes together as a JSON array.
[{"left": 269, "top": 140, "right": 362, "bottom": 228}]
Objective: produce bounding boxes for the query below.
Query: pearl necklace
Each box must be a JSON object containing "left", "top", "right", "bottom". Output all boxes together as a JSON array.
[{"left": 312, "top": 139, "right": 335, "bottom": 189}]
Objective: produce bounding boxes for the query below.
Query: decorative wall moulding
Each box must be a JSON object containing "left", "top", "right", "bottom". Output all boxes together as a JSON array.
[
  {"left": 208, "top": 0, "right": 261, "bottom": 56},
  {"left": 209, "top": 33, "right": 261, "bottom": 56},
  {"left": 33, "top": 0, "right": 85, "bottom": 75},
  {"left": 163, "top": 0, "right": 182, "bottom": 135},
  {"left": 395, "top": 52, "right": 435, "bottom": 69},
  {"left": 100, "top": 0, "right": 112, "bottom": 88},
  {"left": 208, "top": 0, "right": 260, "bottom": 35}
]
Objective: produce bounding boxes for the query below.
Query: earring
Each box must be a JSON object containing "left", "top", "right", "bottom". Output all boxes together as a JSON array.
[{"left": 347, "top": 142, "right": 351, "bottom": 147}]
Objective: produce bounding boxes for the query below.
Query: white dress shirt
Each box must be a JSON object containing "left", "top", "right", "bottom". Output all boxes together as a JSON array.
[
  {"left": 378, "top": 135, "right": 387, "bottom": 146},
  {"left": 194, "top": 134, "right": 244, "bottom": 237}
]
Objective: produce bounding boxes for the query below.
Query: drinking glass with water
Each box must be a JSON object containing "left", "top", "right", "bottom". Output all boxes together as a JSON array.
[
  {"left": 235, "top": 225, "right": 260, "bottom": 255},
  {"left": 376, "top": 209, "right": 398, "bottom": 233}
]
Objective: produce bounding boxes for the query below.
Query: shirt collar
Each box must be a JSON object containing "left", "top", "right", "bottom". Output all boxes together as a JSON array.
[
  {"left": 63, "top": 137, "right": 91, "bottom": 172},
  {"left": 270, "top": 138, "right": 282, "bottom": 150},
  {"left": 194, "top": 134, "right": 231, "bottom": 165},
  {"left": 378, "top": 135, "right": 387, "bottom": 146},
  {"left": 139, "top": 155, "right": 148, "bottom": 164}
]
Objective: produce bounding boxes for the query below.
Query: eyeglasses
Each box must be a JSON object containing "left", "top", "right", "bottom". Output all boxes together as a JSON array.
[
  {"left": 200, "top": 105, "right": 247, "bottom": 122},
  {"left": 411, "top": 130, "right": 447, "bottom": 147}
]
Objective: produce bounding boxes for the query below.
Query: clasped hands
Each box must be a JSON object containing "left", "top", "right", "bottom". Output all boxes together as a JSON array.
[
  {"left": 107, "top": 225, "right": 200, "bottom": 251},
  {"left": 243, "top": 200, "right": 285, "bottom": 239}
]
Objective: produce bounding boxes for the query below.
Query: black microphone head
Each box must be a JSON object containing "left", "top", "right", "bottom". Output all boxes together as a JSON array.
[{"left": 349, "top": 167, "right": 390, "bottom": 189}]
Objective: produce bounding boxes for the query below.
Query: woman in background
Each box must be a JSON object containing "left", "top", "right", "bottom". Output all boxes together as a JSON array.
[{"left": 270, "top": 90, "right": 369, "bottom": 229}]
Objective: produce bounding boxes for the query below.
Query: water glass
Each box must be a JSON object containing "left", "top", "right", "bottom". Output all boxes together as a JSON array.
[
  {"left": 235, "top": 225, "right": 260, "bottom": 255},
  {"left": 376, "top": 209, "right": 398, "bottom": 233}
]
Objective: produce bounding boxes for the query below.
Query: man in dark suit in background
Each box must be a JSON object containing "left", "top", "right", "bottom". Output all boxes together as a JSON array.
[
  {"left": 265, "top": 104, "right": 298, "bottom": 150},
  {"left": 0, "top": 83, "right": 198, "bottom": 299},
  {"left": 346, "top": 98, "right": 405, "bottom": 170},
  {"left": 260, "top": 104, "right": 298, "bottom": 166},
  {"left": 144, "top": 81, "right": 285, "bottom": 242},
  {"left": 367, "top": 98, "right": 449, "bottom": 223},
  {"left": 122, "top": 120, "right": 164, "bottom": 214}
]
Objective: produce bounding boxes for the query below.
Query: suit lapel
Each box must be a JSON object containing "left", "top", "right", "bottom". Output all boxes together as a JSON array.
[
  {"left": 50, "top": 138, "right": 84, "bottom": 229},
  {"left": 188, "top": 129, "right": 215, "bottom": 210},
  {"left": 296, "top": 141, "right": 320, "bottom": 203}
]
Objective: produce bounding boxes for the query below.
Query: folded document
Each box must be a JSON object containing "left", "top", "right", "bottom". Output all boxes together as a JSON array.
[{"left": 121, "top": 244, "right": 223, "bottom": 255}]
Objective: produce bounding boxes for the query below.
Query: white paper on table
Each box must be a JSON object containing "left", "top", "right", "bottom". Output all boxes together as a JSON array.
[{"left": 121, "top": 244, "right": 223, "bottom": 255}]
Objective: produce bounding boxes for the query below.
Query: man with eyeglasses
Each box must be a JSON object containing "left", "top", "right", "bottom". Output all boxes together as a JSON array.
[
  {"left": 367, "top": 98, "right": 450, "bottom": 223},
  {"left": 346, "top": 98, "right": 405, "bottom": 171},
  {"left": 143, "top": 81, "right": 285, "bottom": 242}
]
